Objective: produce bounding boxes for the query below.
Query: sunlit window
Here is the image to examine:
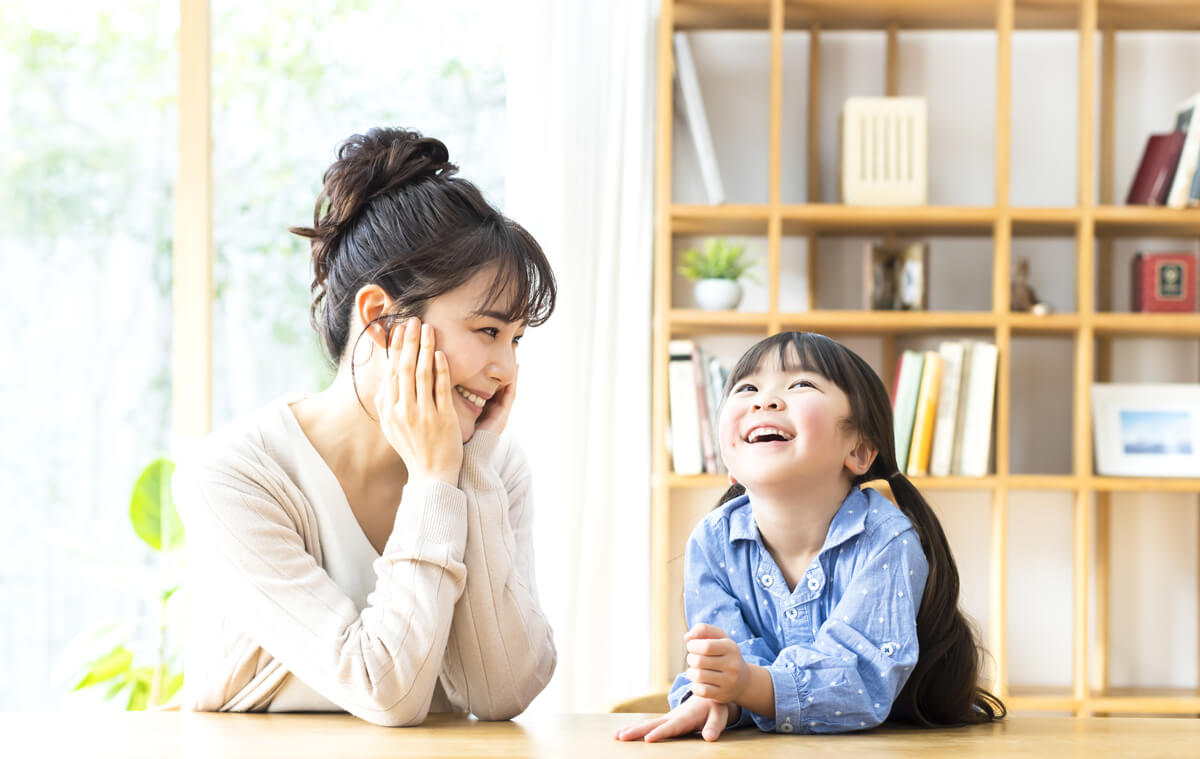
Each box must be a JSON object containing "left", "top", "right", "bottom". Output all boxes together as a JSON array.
[
  {"left": 0, "top": 0, "right": 176, "bottom": 710},
  {"left": 210, "top": 0, "right": 506, "bottom": 424}
]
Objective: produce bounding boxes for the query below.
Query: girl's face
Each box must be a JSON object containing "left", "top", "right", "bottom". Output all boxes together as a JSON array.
[
  {"left": 418, "top": 269, "right": 524, "bottom": 442},
  {"left": 718, "top": 358, "right": 863, "bottom": 489}
]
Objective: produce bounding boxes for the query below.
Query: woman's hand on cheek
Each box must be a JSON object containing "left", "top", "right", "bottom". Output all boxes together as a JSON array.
[
  {"left": 474, "top": 365, "right": 518, "bottom": 437},
  {"left": 375, "top": 317, "right": 464, "bottom": 485}
]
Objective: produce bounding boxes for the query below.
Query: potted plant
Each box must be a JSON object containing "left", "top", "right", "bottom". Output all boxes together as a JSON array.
[
  {"left": 678, "top": 238, "right": 758, "bottom": 311},
  {"left": 53, "top": 458, "right": 185, "bottom": 710}
]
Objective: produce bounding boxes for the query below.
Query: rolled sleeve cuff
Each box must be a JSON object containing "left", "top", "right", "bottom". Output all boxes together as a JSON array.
[
  {"left": 668, "top": 677, "right": 692, "bottom": 711},
  {"left": 748, "top": 665, "right": 808, "bottom": 734}
]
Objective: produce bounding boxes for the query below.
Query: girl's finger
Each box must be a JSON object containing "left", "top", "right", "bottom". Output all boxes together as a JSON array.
[
  {"left": 687, "top": 653, "right": 723, "bottom": 672},
  {"left": 686, "top": 638, "right": 721, "bottom": 656},
  {"left": 684, "top": 623, "right": 727, "bottom": 642},
  {"left": 644, "top": 715, "right": 688, "bottom": 743},
  {"left": 397, "top": 316, "right": 421, "bottom": 407},
  {"left": 415, "top": 324, "right": 434, "bottom": 408},
  {"left": 434, "top": 351, "right": 455, "bottom": 415},
  {"left": 615, "top": 715, "right": 668, "bottom": 742},
  {"left": 687, "top": 668, "right": 721, "bottom": 686},
  {"left": 701, "top": 705, "right": 726, "bottom": 742}
]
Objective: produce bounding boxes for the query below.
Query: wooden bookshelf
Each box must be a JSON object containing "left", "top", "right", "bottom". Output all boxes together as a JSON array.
[{"left": 652, "top": 0, "right": 1200, "bottom": 718}]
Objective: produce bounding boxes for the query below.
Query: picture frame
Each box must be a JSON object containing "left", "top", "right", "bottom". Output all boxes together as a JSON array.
[
  {"left": 863, "top": 240, "right": 929, "bottom": 310},
  {"left": 1091, "top": 383, "right": 1200, "bottom": 477}
]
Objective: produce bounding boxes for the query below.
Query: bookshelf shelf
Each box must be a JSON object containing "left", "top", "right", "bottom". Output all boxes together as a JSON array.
[
  {"left": 1012, "top": 207, "right": 1080, "bottom": 236},
  {"left": 673, "top": 1, "right": 1200, "bottom": 33},
  {"left": 780, "top": 204, "right": 996, "bottom": 236},
  {"left": 667, "top": 309, "right": 771, "bottom": 334},
  {"left": 1008, "top": 313, "right": 1082, "bottom": 333},
  {"left": 1092, "top": 313, "right": 1200, "bottom": 337},
  {"left": 1094, "top": 205, "right": 1200, "bottom": 237},
  {"left": 652, "top": 0, "right": 1200, "bottom": 720},
  {"left": 671, "top": 204, "right": 770, "bottom": 235},
  {"left": 1090, "top": 476, "right": 1200, "bottom": 493},
  {"left": 779, "top": 310, "right": 997, "bottom": 333}
]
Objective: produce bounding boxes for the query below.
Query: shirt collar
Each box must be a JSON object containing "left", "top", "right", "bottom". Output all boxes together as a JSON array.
[{"left": 726, "top": 487, "right": 873, "bottom": 555}]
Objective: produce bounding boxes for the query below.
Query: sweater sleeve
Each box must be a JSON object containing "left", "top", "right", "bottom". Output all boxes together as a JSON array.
[
  {"left": 437, "top": 431, "right": 557, "bottom": 720},
  {"left": 174, "top": 455, "right": 468, "bottom": 727}
]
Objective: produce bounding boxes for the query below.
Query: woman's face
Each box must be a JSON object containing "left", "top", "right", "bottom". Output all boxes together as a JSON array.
[{"left": 418, "top": 269, "right": 524, "bottom": 442}]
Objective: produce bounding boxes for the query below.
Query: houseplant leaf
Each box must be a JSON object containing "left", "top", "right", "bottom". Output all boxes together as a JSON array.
[{"left": 129, "top": 458, "right": 183, "bottom": 552}]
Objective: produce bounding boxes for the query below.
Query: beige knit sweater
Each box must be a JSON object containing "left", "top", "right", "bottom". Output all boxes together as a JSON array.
[{"left": 172, "top": 397, "right": 556, "bottom": 726}]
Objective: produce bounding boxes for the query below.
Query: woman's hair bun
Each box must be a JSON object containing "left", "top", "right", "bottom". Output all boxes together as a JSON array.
[{"left": 291, "top": 128, "right": 458, "bottom": 291}]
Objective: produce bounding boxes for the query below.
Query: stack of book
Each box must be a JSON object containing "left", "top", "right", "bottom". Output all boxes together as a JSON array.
[
  {"left": 667, "top": 339, "right": 730, "bottom": 475},
  {"left": 1127, "top": 93, "right": 1200, "bottom": 208},
  {"left": 892, "top": 341, "right": 999, "bottom": 477}
]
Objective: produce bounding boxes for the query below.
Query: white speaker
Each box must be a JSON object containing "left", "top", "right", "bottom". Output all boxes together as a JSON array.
[{"left": 840, "top": 97, "right": 928, "bottom": 206}]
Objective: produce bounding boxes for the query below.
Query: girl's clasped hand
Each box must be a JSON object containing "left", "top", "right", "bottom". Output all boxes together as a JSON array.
[{"left": 614, "top": 623, "right": 749, "bottom": 743}]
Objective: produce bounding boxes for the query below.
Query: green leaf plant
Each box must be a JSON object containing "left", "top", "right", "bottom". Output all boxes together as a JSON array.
[
  {"left": 677, "top": 238, "right": 760, "bottom": 283},
  {"left": 54, "top": 458, "right": 185, "bottom": 710}
]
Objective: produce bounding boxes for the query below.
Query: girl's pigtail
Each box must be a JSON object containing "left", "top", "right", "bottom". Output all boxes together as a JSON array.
[{"left": 877, "top": 467, "right": 1007, "bottom": 725}]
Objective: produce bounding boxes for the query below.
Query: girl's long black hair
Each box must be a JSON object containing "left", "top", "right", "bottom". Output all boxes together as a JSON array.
[{"left": 716, "top": 331, "right": 1005, "bottom": 727}]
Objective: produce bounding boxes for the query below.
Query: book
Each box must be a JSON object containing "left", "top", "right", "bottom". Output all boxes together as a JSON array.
[
  {"left": 892, "top": 350, "right": 926, "bottom": 473},
  {"left": 1190, "top": 154, "right": 1200, "bottom": 207},
  {"left": 949, "top": 341, "right": 975, "bottom": 476},
  {"left": 906, "top": 351, "right": 944, "bottom": 476},
  {"left": 929, "top": 341, "right": 967, "bottom": 477},
  {"left": 957, "top": 342, "right": 999, "bottom": 477},
  {"left": 1126, "top": 131, "right": 1187, "bottom": 205},
  {"left": 1167, "top": 94, "right": 1200, "bottom": 208},
  {"left": 705, "top": 354, "right": 728, "bottom": 474},
  {"left": 1131, "top": 252, "right": 1197, "bottom": 312},
  {"left": 667, "top": 339, "right": 703, "bottom": 475},
  {"left": 692, "top": 344, "right": 718, "bottom": 474},
  {"left": 673, "top": 32, "right": 725, "bottom": 205}
]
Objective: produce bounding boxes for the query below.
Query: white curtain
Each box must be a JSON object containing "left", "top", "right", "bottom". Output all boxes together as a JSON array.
[{"left": 504, "top": 0, "right": 658, "bottom": 713}]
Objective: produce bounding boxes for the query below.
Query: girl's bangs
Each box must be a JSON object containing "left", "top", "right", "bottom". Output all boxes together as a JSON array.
[{"left": 726, "top": 332, "right": 852, "bottom": 395}]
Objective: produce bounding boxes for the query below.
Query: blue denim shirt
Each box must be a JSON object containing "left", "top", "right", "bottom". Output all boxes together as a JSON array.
[{"left": 669, "top": 487, "right": 929, "bottom": 734}]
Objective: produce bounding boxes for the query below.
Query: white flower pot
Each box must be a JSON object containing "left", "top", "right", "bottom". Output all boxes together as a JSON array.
[{"left": 694, "top": 278, "right": 743, "bottom": 311}]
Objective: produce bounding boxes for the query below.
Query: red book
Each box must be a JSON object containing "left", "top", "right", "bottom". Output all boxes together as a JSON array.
[
  {"left": 1126, "top": 131, "right": 1187, "bottom": 205},
  {"left": 1131, "top": 252, "right": 1196, "bottom": 312}
]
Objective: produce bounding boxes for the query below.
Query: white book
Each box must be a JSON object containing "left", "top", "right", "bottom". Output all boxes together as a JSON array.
[
  {"left": 673, "top": 32, "right": 725, "bottom": 205},
  {"left": 929, "top": 341, "right": 966, "bottom": 477},
  {"left": 1167, "top": 93, "right": 1200, "bottom": 209},
  {"left": 705, "top": 355, "right": 727, "bottom": 474},
  {"left": 957, "top": 342, "right": 999, "bottom": 477},
  {"left": 668, "top": 339, "right": 703, "bottom": 475}
]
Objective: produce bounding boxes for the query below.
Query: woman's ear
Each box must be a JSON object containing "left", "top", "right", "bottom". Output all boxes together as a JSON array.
[
  {"left": 843, "top": 436, "right": 878, "bottom": 477},
  {"left": 354, "top": 284, "right": 394, "bottom": 349}
]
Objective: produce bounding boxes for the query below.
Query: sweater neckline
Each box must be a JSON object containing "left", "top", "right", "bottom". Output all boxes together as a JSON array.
[{"left": 274, "top": 394, "right": 382, "bottom": 560}]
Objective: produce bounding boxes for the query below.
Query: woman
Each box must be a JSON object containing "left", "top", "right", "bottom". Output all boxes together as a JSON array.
[{"left": 174, "top": 128, "right": 557, "bottom": 726}]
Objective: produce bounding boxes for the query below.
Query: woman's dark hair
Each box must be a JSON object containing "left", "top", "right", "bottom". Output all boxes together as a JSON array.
[
  {"left": 291, "top": 127, "right": 556, "bottom": 366},
  {"left": 716, "top": 331, "right": 1005, "bottom": 727}
]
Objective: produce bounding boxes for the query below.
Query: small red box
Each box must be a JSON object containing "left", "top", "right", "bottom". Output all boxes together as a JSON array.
[{"left": 1132, "top": 252, "right": 1196, "bottom": 312}]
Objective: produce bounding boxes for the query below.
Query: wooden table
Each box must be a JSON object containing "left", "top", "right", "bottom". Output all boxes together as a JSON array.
[{"left": 6, "top": 712, "right": 1200, "bottom": 758}]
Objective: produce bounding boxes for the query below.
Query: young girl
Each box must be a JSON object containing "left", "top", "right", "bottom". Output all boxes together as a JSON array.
[
  {"left": 618, "top": 331, "right": 1004, "bottom": 742},
  {"left": 174, "top": 128, "right": 556, "bottom": 725}
]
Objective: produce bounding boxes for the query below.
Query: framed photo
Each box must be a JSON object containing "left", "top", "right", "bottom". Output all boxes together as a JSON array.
[
  {"left": 863, "top": 241, "right": 929, "bottom": 310},
  {"left": 1091, "top": 383, "right": 1200, "bottom": 477}
]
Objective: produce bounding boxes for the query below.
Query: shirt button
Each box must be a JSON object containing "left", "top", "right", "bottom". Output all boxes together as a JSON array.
[
  {"left": 807, "top": 576, "right": 821, "bottom": 591},
  {"left": 786, "top": 608, "right": 798, "bottom": 620},
  {"left": 761, "top": 574, "right": 775, "bottom": 588},
  {"left": 780, "top": 722, "right": 794, "bottom": 733}
]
